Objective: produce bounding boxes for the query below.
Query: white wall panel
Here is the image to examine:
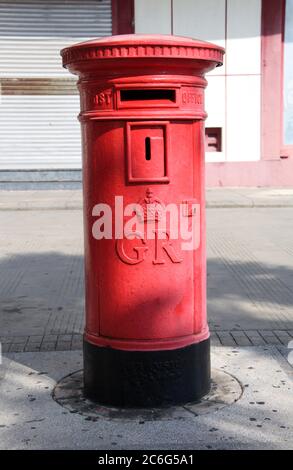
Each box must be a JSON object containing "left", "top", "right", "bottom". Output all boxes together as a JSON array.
[
  {"left": 226, "top": 76, "right": 261, "bottom": 161},
  {"left": 226, "top": 0, "right": 261, "bottom": 75},
  {"left": 135, "top": 0, "right": 171, "bottom": 34},
  {"left": 172, "top": 0, "right": 225, "bottom": 45},
  {"left": 205, "top": 76, "right": 226, "bottom": 162},
  {"left": 205, "top": 76, "right": 226, "bottom": 128},
  {"left": 172, "top": 0, "right": 225, "bottom": 75}
]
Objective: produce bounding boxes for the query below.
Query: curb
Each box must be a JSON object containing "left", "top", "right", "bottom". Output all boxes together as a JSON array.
[
  {"left": 206, "top": 202, "right": 293, "bottom": 208},
  {"left": 1, "top": 202, "right": 293, "bottom": 210},
  {"left": 2, "top": 329, "right": 292, "bottom": 352},
  {"left": 0, "top": 203, "right": 83, "bottom": 211}
]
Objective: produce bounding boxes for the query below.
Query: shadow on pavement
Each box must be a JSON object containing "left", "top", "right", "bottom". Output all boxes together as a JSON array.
[{"left": 0, "top": 252, "right": 292, "bottom": 339}]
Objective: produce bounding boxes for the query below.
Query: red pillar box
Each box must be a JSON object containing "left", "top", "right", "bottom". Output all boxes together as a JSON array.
[{"left": 61, "top": 35, "right": 224, "bottom": 407}]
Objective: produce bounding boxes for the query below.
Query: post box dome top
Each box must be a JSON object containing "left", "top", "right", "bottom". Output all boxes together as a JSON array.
[{"left": 61, "top": 34, "right": 224, "bottom": 70}]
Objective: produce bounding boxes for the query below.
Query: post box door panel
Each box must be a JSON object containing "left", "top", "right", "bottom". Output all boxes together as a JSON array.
[{"left": 92, "top": 121, "right": 203, "bottom": 341}]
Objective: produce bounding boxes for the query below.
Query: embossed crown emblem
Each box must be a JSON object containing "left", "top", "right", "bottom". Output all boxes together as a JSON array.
[{"left": 137, "top": 188, "right": 165, "bottom": 223}]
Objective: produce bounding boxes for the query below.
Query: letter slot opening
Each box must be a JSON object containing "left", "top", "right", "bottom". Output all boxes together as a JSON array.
[
  {"left": 145, "top": 137, "right": 151, "bottom": 160},
  {"left": 120, "top": 89, "right": 176, "bottom": 104}
]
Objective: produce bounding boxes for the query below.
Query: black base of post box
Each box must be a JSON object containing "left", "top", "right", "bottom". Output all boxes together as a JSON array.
[{"left": 83, "top": 338, "right": 210, "bottom": 407}]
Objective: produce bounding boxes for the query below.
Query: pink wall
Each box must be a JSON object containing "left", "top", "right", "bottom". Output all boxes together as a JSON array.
[{"left": 206, "top": 158, "right": 293, "bottom": 187}]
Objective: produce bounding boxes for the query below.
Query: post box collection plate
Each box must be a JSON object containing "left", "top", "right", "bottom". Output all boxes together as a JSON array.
[{"left": 61, "top": 35, "right": 224, "bottom": 407}]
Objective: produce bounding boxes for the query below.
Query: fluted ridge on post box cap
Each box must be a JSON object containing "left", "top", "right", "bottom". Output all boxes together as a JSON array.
[{"left": 61, "top": 34, "right": 225, "bottom": 69}]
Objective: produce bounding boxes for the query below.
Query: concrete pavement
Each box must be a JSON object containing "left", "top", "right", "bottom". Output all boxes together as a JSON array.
[
  {"left": 0, "top": 203, "right": 292, "bottom": 350},
  {"left": 0, "top": 346, "right": 292, "bottom": 450},
  {"left": 0, "top": 190, "right": 292, "bottom": 450}
]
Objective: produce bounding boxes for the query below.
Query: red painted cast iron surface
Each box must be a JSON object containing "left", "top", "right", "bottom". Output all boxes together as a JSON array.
[{"left": 61, "top": 35, "right": 224, "bottom": 352}]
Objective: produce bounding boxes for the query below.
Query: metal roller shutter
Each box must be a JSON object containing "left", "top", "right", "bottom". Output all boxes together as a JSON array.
[{"left": 0, "top": 0, "right": 112, "bottom": 170}]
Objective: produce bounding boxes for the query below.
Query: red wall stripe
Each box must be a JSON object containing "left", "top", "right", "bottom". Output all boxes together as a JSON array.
[{"left": 112, "top": 0, "right": 134, "bottom": 35}]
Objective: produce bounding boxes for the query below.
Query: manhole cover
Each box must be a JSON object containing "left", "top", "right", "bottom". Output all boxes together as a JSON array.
[{"left": 53, "top": 369, "right": 243, "bottom": 421}]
